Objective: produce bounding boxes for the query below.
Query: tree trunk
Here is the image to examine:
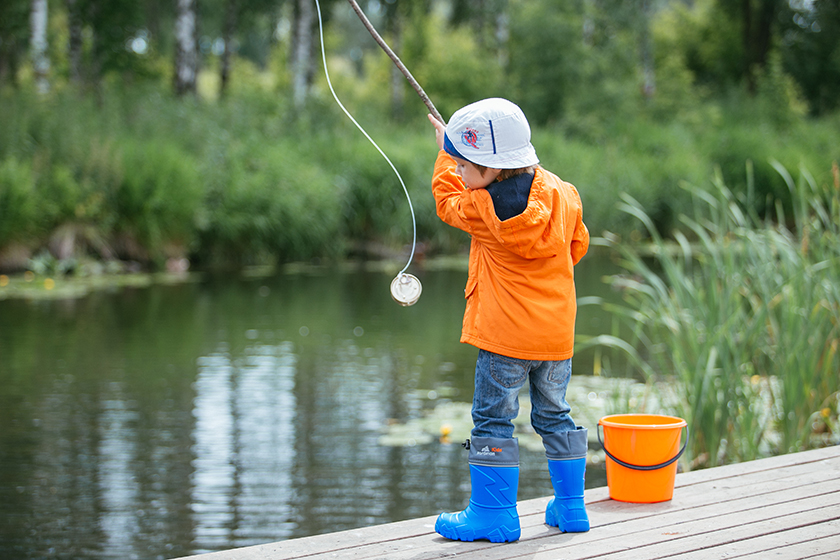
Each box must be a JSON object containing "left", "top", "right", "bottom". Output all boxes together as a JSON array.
[
  {"left": 741, "top": 0, "right": 753, "bottom": 91},
  {"left": 291, "top": 0, "right": 313, "bottom": 108},
  {"left": 88, "top": 0, "right": 104, "bottom": 96},
  {"left": 30, "top": 0, "right": 49, "bottom": 93},
  {"left": 639, "top": 0, "right": 656, "bottom": 99},
  {"left": 495, "top": 7, "right": 509, "bottom": 68},
  {"left": 219, "top": 0, "right": 237, "bottom": 97},
  {"left": 174, "top": 0, "right": 198, "bottom": 96},
  {"left": 145, "top": 0, "right": 162, "bottom": 46},
  {"left": 742, "top": 0, "right": 779, "bottom": 94},
  {"left": 754, "top": 1, "right": 776, "bottom": 69},
  {"left": 0, "top": 36, "right": 20, "bottom": 88},
  {"left": 65, "top": 0, "right": 83, "bottom": 84}
]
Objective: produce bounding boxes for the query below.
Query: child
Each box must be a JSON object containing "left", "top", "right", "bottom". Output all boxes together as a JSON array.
[{"left": 428, "top": 98, "right": 590, "bottom": 543}]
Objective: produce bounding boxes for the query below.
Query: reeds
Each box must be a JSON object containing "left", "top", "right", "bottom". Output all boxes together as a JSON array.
[{"left": 595, "top": 161, "right": 840, "bottom": 468}]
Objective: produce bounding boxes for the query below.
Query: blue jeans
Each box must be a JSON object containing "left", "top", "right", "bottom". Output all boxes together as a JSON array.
[{"left": 471, "top": 349, "right": 577, "bottom": 439}]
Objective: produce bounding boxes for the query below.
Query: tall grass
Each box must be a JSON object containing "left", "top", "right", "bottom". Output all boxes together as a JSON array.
[{"left": 595, "top": 161, "right": 840, "bottom": 468}]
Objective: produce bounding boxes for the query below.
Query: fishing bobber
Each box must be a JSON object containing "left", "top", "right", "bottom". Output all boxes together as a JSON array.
[{"left": 390, "top": 273, "right": 422, "bottom": 306}]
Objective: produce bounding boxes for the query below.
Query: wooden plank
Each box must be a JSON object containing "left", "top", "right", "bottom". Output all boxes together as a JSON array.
[
  {"left": 260, "top": 469, "right": 840, "bottom": 560},
  {"left": 577, "top": 502, "right": 840, "bottom": 560},
  {"left": 359, "top": 465, "right": 840, "bottom": 560},
  {"left": 462, "top": 488, "right": 840, "bottom": 560},
  {"left": 511, "top": 450, "right": 840, "bottom": 532},
  {"left": 675, "top": 522, "right": 840, "bottom": 559},
  {"left": 671, "top": 446, "right": 840, "bottom": 489},
  {"left": 172, "top": 515, "right": 440, "bottom": 560},
  {"left": 585, "top": 447, "right": 840, "bottom": 522},
  {"left": 579, "top": 461, "right": 840, "bottom": 530},
  {"left": 802, "top": 552, "right": 840, "bottom": 560},
  {"left": 169, "top": 447, "right": 840, "bottom": 560}
]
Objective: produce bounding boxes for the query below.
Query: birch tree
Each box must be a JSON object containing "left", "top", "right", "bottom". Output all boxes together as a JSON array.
[
  {"left": 175, "top": 0, "right": 198, "bottom": 95},
  {"left": 291, "top": 0, "right": 313, "bottom": 108},
  {"left": 65, "top": 0, "right": 82, "bottom": 83},
  {"left": 639, "top": 0, "right": 656, "bottom": 99},
  {"left": 30, "top": 0, "right": 49, "bottom": 93},
  {"left": 219, "top": 0, "right": 238, "bottom": 96}
]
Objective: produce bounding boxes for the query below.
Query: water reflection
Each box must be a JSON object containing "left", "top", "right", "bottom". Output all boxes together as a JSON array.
[
  {"left": 0, "top": 259, "right": 617, "bottom": 559},
  {"left": 191, "top": 344, "right": 298, "bottom": 552},
  {"left": 99, "top": 384, "right": 141, "bottom": 556},
  {"left": 191, "top": 353, "right": 237, "bottom": 550}
]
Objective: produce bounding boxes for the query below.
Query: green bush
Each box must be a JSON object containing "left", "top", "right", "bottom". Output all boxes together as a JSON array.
[
  {"left": 112, "top": 139, "right": 202, "bottom": 261},
  {"left": 197, "top": 139, "right": 342, "bottom": 266},
  {"left": 506, "top": 0, "right": 586, "bottom": 125},
  {"left": 0, "top": 158, "right": 38, "bottom": 244}
]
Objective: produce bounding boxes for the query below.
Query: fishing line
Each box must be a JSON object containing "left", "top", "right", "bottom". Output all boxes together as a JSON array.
[{"left": 314, "top": 0, "right": 421, "bottom": 305}]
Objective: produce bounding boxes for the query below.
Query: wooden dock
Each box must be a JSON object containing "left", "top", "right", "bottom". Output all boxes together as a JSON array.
[{"left": 175, "top": 445, "right": 840, "bottom": 560}]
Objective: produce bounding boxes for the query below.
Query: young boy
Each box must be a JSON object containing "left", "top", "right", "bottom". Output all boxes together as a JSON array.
[{"left": 428, "top": 98, "right": 590, "bottom": 543}]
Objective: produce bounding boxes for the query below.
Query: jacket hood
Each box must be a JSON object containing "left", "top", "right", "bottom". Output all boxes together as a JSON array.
[{"left": 477, "top": 168, "right": 567, "bottom": 260}]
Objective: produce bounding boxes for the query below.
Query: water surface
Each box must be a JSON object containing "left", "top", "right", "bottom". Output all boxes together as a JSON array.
[{"left": 0, "top": 257, "right": 617, "bottom": 559}]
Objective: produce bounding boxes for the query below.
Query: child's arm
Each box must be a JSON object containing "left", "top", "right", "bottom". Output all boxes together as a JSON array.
[
  {"left": 432, "top": 152, "right": 479, "bottom": 233},
  {"left": 428, "top": 114, "right": 487, "bottom": 235},
  {"left": 428, "top": 113, "right": 445, "bottom": 150},
  {"left": 570, "top": 188, "right": 589, "bottom": 265},
  {"left": 571, "top": 215, "right": 589, "bottom": 265}
]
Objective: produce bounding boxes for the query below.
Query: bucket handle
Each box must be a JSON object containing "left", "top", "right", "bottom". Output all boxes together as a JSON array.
[{"left": 597, "top": 424, "right": 689, "bottom": 472}]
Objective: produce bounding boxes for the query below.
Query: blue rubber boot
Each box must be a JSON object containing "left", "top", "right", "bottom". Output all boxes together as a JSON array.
[
  {"left": 543, "top": 428, "right": 590, "bottom": 532},
  {"left": 435, "top": 437, "right": 520, "bottom": 543}
]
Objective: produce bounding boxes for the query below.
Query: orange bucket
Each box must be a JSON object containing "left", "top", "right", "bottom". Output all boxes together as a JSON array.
[{"left": 597, "top": 414, "right": 688, "bottom": 503}]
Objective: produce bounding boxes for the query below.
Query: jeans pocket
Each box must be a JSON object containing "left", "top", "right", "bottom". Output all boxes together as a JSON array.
[
  {"left": 487, "top": 352, "right": 529, "bottom": 388},
  {"left": 547, "top": 358, "right": 572, "bottom": 385}
]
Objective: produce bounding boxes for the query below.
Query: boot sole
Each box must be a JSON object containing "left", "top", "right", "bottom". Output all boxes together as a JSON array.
[
  {"left": 435, "top": 514, "right": 521, "bottom": 543},
  {"left": 545, "top": 505, "right": 590, "bottom": 533}
]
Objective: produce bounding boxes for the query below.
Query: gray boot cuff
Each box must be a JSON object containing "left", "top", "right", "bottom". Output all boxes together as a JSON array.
[
  {"left": 543, "top": 427, "right": 588, "bottom": 460},
  {"left": 467, "top": 436, "right": 519, "bottom": 467}
]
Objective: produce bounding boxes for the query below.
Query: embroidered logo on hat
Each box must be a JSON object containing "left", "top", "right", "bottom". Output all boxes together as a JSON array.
[{"left": 461, "top": 127, "right": 483, "bottom": 150}]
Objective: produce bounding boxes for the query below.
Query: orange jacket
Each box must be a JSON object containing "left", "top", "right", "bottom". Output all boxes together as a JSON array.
[{"left": 432, "top": 151, "right": 589, "bottom": 360}]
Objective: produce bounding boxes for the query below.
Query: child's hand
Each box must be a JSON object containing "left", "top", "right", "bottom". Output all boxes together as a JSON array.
[{"left": 428, "top": 113, "right": 445, "bottom": 150}]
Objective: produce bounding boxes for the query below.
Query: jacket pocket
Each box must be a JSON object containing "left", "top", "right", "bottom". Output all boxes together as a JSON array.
[{"left": 464, "top": 275, "right": 477, "bottom": 299}]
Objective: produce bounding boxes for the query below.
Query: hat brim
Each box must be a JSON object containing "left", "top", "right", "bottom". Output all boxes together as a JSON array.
[{"left": 444, "top": 131, "right": 538, "bottom": 169}]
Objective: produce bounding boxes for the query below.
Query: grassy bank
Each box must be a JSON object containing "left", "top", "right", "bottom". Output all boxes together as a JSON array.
[
  {"left": 1, "top": 84, "right": 839, "bottom": 273},
  {"left": 591, "top": 162, "right": 840, "bottom": 468}
]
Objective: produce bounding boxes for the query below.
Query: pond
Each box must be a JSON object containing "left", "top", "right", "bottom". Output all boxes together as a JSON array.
[{"left": 0, "top": 253, "right": 626, "bottom": 560}]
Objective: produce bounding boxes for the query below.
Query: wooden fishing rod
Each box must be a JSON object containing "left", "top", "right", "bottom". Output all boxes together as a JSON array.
[{"left": 346, "top": 0, "right": 445, "bottom": 125}]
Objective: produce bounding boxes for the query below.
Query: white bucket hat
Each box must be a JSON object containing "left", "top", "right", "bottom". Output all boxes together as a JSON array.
[{"left": 443, "top": 98, "right": 539, "bottom": 169}]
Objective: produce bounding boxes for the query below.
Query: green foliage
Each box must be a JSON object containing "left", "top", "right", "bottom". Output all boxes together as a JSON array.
[
  {"left": 779, "top": 0, "right": 840, "bottom": 115},
  {"left": 0, "top": 0, "right": 31, "bottom": 86},
  {"left": 414, "top": 13, "right": 504, "bottom": 120},
  {"left": 0, "top": 158, "right": 38, "bottom": 244},
  {"left": 1, "top": 77, "right": 839, "bottom": 272},
  {"left": 652, "top": 0, "right": 840, "bottom": 116},
  {"left": 598, "top": 163, "right": 840, "bottom": 467},
  {"left": 198, "top": 139, "right": 343, "bottom": 266},
  {"left": 506, "top": 0, "right": 587, "bottom": 125},
  {"left": 696, "top": 95, "right": 838, "bottom": 220},
  {"left": 655, "top": 1, "right": 737, "bottom": 90},
  {"left": 112, "top": 139, "right": 202, "bottom": 261}
]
